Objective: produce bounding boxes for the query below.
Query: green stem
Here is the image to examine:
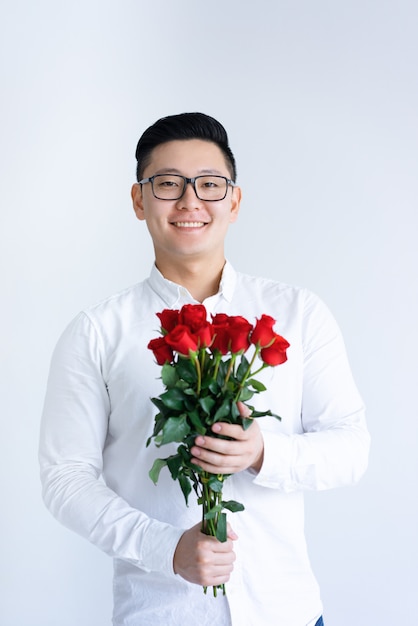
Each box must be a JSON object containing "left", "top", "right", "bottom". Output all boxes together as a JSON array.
[
  {"left": 199, "top": 349, "right": 206, "bottom": 383},
  {"left": 233, "top": 346, "right": 261, "bottom": 402},
  {"left": 200, "top": 473, "right": 226, "bottom": 597},
  {"left": 194, "top": 355, "right": 202, "bottom": 396},
  {"left": 248, "top": 363, "right": 268, "bottom": 379},
  {"left": 212, "top": 352, "right": 222, "bottom": 383},
  {"left": 223, "top": 353, "right": 237, "bottom": 391}
]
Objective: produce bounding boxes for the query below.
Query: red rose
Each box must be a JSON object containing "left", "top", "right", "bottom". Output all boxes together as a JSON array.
[
  {"left": 157, "top": 309, "right": 180, "bottom": 333},
  {"left": 211, "top": 313, "right": 229, "bottom": 325},
  {"left": 227, "top": 316, "right": 252, "bottom": 353},
  {"left": 260, "top": 334, "right": 290, "bottom": 366},
  {"left": 165, "top": 325, "right": 199, "bottom": 356},
  {"left": 194, "top": 321, "right": 214, "bottom": 349},
  {"left": 179, "top": 304, "right": 207, "bottom": 332},
  {"left": 148, "top": 336, "right": 174, "bottom": 365},
  {"left": 251, "top": 314, "right": 277, "bottom": 348},
  {"left": 211, "top": 314, "right": 252, "bottom": 354},
  {"left": 211, "top": 314, "right": 230, "bottom": 354}
]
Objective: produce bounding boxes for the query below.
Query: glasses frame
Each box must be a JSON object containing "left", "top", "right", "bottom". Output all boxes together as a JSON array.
[{"left": 138, "top": 174, "right": 236, "bottom": 201}]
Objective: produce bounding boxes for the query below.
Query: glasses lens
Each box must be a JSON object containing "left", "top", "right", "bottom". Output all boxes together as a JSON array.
[
  {"left": 152, "top": 175, "right": 185, "bottom": 199},
  {"left": 151, "top": 175, "right": 229, "bottom": 200},
  {"left": 195, "top": 176, "right": 228, "bottom": 200}
]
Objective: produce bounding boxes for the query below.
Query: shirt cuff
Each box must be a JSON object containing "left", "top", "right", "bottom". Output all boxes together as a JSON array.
[
  {"left": 252, "top": 431, "right": 294, "bottom": 491},
  {"left": 139, "top": 520, "right": 185, "bottom": 577}
]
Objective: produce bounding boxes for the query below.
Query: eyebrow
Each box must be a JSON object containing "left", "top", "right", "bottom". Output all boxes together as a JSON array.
[{"left": 153, "top": 167, "right": 225, "bottom": 176}]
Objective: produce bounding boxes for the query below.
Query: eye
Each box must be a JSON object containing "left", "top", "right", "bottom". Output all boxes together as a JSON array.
[
  {"left": 201, "top": 177, "right": 222, "bottom": 188},
  {"left": 155, "top": 175, "right": 182, "bottom": 189}
]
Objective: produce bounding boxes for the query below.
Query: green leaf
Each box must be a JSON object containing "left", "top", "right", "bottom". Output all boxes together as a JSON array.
[
  {"left": 230, "top": 402, "right": 240, "bottom": 420},
  {"left": 213, "top": 397, "right": 232, "bottom": 422},
  {"left": 199, "top": 395, "right": 216, "bottom": 415},
  {"left": 149, "top": 412, "right": 167, "bottom": 439},
  {"left": 151, "top": 397, "right": 170, "bottom": 416},
  {"left": 237, "top": 386, "right": 253, "bottom": 402},
  {"left": 224, "top": 380, "right": 235, "bottom": 394},
  {"left": 204, "top": 504, "right": 222, "bottom": 519},
  {"left": 208, "top": 380, "right": 220, "bottom": 394},
  {"left": 160, "top": 388, "right": 186, "bottom": 411},
  {"left": 236, "top": 355, "right": 250, "bottom": 381},
  {"left": 177, "top": 358, "right": 198, "bottom": 384},
  {"left": 161, "top": 415, "right": 191, "bottom": 445},
  {"left": 177, "top": 443, "right": 192, "bottom": 462},
  {"left": 153, "top": 434, "right": 163, "bottom": 446},
  {"left": 222, "top": 500, "right": 245, "bottom": 513},
  {"left": 184, "top": 395, "right": 198, "bottom": 412},
  {"left": 183, "top": 434, "right": 197, "bottom": 452},
  {"left": 241, "top": 417, "right": 254, "bottom": 431},
  {"left": 248, "top": 378, "right": 267, "bottom": 392},
  {"left": 216, "top": 360, "right": 229, "bottom": 385},
  {"left": 215, "top": 512, "right": 227, "bottom": 542},
  {"left": 207, "top": 476, "right": 224, "bottom": 492},
  {"left": 161, "top": 363, "right": 179, "bottom": 388},
  {"left": 149, "top": 458, "right": 168, "bottom": 484},
  {"left": 188, "top": 409, "right": 207, "bottom": 435},
  {"left": 166, "top": 454, "right": 183, "bottom": 480},
  {"left": 178, "top": 474, "right": 192, "bottom": 505},
  {"left": 251, "top": 409, "right": 281, "bottom": 420}
]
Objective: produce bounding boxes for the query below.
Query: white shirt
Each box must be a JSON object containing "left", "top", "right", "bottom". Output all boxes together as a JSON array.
[{"left": 39, "top": 262, "right": 370, "bottom": 626}]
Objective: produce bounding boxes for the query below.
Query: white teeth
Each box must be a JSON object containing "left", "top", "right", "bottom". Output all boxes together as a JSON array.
[{"left": 173, "top": 222, "right": 205, "bottom": 228}]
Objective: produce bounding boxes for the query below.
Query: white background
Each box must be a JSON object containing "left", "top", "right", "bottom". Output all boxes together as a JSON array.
[{"left": 1, "top": 1, "right": 417, "bottom": 624}]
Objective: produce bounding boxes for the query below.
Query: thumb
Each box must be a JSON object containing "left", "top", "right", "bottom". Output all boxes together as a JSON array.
[
  {"left": 227, "top": 523, "right": 239, "bottom": 541},
  {"left": 237, "top": 400, "right": 252, "bottom": 418}
]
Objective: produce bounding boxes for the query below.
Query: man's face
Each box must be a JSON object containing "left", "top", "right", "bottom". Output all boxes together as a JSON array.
[{"left": 131, "top": 139, "right": 241, "bottom": 268}]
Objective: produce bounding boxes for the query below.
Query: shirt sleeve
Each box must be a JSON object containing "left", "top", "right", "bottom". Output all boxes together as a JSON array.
[
  {"left": 39, "top": 312, "right": 184, "bottom": 574},
  {"left": 254, "top": 290, "right": 370, "bottom": 492}
]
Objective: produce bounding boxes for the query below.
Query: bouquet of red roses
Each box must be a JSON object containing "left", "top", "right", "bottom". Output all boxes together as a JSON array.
[{"left": 147, "top": 304, "right": 289, "bottom": 595}]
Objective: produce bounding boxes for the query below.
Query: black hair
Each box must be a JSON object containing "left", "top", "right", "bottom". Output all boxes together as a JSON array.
[{"left": 135, "top": 112, "right": 237, "bottom": 182}]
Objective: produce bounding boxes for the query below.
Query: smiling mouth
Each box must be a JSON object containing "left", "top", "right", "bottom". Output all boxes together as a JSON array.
[{"left": 171, "top": 221, "right": 208, "bottom": 228}]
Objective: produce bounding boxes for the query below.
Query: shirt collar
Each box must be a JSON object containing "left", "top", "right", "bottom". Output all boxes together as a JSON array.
[{"left": 147, "top": 261, "right": 236, "bottom": 308}]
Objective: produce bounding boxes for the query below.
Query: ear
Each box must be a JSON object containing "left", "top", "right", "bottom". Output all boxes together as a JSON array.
[
  {"left": 229, "top": 185, "right": 242, "bottom": 223},
  {"left": 131, "top": 183, "right": 146, "bottom": 221}
]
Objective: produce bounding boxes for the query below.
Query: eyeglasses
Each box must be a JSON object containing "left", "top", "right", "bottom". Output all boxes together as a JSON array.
[{"left": 138, "top": 174, "right": 235, "bottom": 201}]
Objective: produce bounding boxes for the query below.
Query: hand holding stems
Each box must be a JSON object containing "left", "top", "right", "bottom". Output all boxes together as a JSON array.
[
  {"left": 190, "top": 401, "right": 264, "bottom": 475},
  {"left": 173, "top": 522, "right": 238, "bottom": 588},
  {"left": 174, "top": 402, "right": 262, "bottom": 589}
]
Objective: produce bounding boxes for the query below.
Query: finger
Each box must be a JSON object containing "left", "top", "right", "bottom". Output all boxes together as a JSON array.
[
  {"left": 190, "top": 445, "right": 232, "bottom": 466},
  {"left": 211, "top": 538, "right": 237, "bottom": 555},
  {"left": 237, "top": 400, "right": 252, "bottom": 417},
  {"left": 190, "top": 453, "right": 243, "bottom": 474},
  {"left": 211, "top": 421, "right": 254, "bottom": 441},
  {"left": 227, "top": 524, "right": 239, "bottom": 540},
  {"left": 192, "top": 434, "right": 244, "bottom": 456}
]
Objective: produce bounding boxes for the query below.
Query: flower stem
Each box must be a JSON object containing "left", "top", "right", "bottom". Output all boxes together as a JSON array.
[
  {"left": 211, "top": 352, "right": 222, "bottom": 384},
  {"left": 194, "top": 355, "right": 202, "bottom": 396},
  {"left": 247, "top": 363, "right": 268, "bottom": 379},
  {"left": 223, "top": 353, "right": 237, "bottom": 390},
  {"left": 233, "top": 347, "right": 261, "bottom": 402},
  {"left": 200, "top": 473, "right": 226, "bottom": 597},
  {"left": 199, "top": 349, "right": 206, "bottom": 382}
]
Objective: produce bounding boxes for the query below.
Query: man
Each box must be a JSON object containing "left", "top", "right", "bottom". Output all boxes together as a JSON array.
[{"left": 39, "top": 112, "right": 370, "bottom": 626}]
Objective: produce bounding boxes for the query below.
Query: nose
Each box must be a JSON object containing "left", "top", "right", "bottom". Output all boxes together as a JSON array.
[{"left": 176, "top": 180, "right": 203, "bottom": 209}]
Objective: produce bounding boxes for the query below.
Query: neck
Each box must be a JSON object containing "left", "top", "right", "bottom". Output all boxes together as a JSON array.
[{"left": 155, "top": 257, "right": 226, "bottom": 302}]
